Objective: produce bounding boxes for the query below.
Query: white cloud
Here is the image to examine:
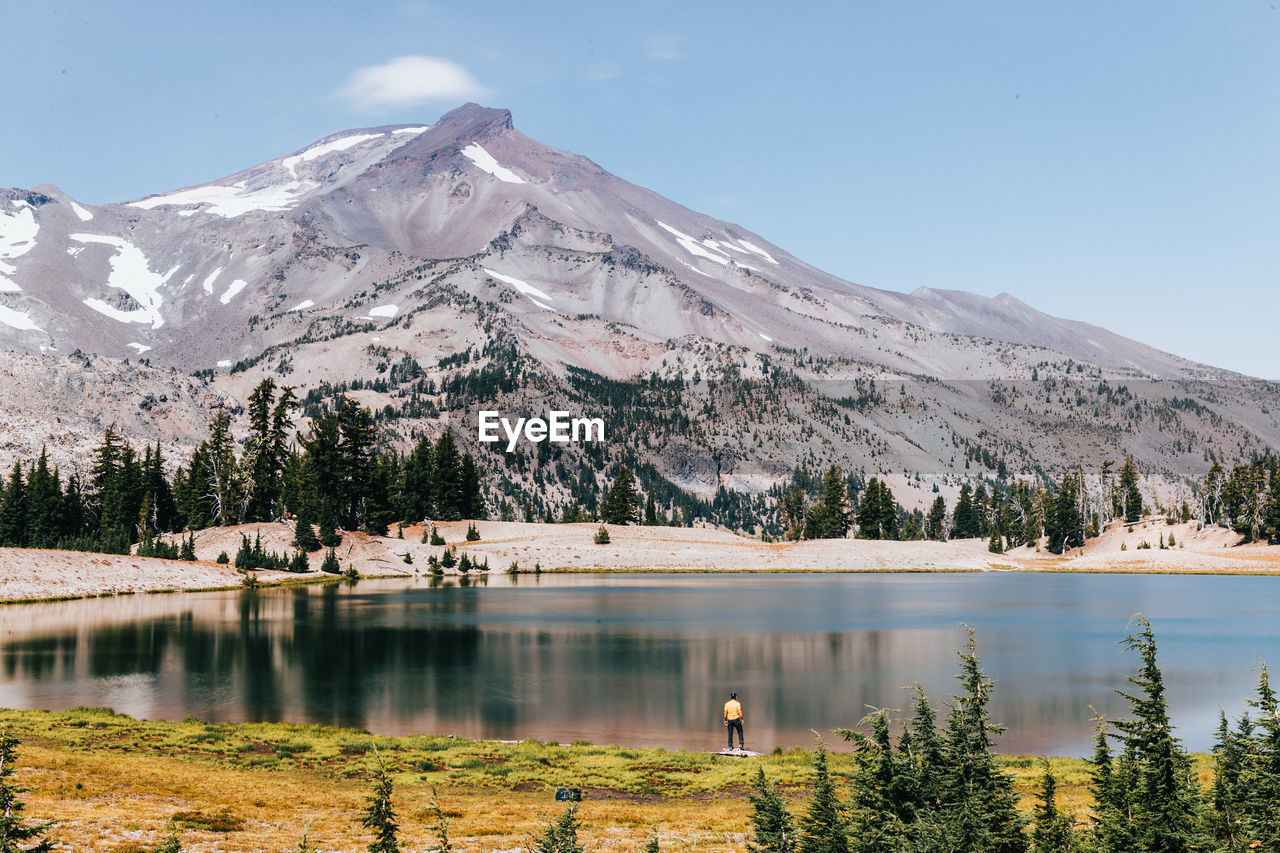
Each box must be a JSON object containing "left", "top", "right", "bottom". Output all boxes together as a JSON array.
[{"left": 336, "top": 55, "right": 486, "bottom": 109}]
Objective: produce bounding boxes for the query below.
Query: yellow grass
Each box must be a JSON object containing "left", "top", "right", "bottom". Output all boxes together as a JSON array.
[{"left": 0, "top": 707, "right": 1210, "bottom": 852}]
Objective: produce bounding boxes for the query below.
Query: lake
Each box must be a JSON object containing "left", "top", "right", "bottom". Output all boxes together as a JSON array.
[{"left": 1, "top": 571, "right": 1277, "bottom": 756}]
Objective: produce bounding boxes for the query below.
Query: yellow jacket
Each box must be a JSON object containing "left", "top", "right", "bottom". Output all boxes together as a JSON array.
[{"left": 723, "top": 699, "right": 743, "bottom": 722}]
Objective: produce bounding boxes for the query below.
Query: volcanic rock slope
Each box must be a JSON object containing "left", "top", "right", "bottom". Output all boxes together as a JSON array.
[{"left": 0, "top": 104, "right": 1275, "bottom": 508}]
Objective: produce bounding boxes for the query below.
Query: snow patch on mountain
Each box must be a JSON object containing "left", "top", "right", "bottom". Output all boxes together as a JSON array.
[
  {"left": 736, "top": 239, "right": 778, "bottom": 265},
  {"left": 70, "top": 233, "right": 168, "bottom": 328},
  {"left": 69, "top": 201, "right": 94, "bottom": 222},
  {"left": 129, "top": 181, "right": 310, "bottom": 218},
  {"left": 0, "top": 304, "right": 41, "bottom": 332},
  {"left": 127, "top": 342, "right": 151, "bottom": 354},
  {"left": 393, "top": 126, "right": 431, "bottom": 135},
  {"left": 289, "top": 299, "right": 314, "bottom": 312},
  {"left": 483, "top": 268, "right": 552, "bottom": 306},
  {"left": 656, "top": 221, "right": 730, "bottom": 266},
  {"left": 0, "top": 203, "right": 39, "bottom": 292},
  {"left": 281, "top": 133, "right": 384, "bottom": 177},
  {"left": 220, "top": 279, "right": 248, "bottom": 304},
  {"left": 202, "top": 267, "right": 222, "bottom": 295},
  {"left": 462, "top": 144, "right": 526, "bottom": 184},
  {"left": 368, "top": 304, "right": 398, "bottom": 318}
]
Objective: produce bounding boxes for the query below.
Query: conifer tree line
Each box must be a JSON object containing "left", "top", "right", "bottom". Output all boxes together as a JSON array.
[
  {"left": 772, "top": 453, "right": 1280, "bottom": 551},
  {"left": 0, "top": 379, "right": 485, "bottom": 554}
]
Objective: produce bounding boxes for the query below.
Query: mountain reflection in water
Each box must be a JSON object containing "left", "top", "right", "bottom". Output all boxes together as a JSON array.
[{"left": 1, "top": 572, "right": 1277, "bottom": 755}]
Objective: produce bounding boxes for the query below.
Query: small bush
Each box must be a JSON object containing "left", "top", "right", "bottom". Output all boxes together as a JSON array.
[
  {"left": 465, "top": 523, "right": 481, "bottom": 542},
  {"left": 594, "top": 526, "right": 611, "bottom": 544},
  {"left": 215, "top": 551, "right": 230, "bottom": 564},
  {"left": 321, "top": 549, "right": 341, "bottom": 574}
]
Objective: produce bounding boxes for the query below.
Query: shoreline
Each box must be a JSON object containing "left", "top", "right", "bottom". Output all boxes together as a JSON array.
[{"left": 0, "top": 518, "right": 1276, "bottom": 604}]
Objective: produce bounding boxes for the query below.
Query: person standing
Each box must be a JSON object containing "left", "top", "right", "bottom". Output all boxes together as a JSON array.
[{"left": 723, "top": 691, "right": 744, "bottom": 750}]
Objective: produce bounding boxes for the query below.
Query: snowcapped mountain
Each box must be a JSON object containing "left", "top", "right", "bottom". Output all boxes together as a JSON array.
[
  {"left": 0, "top": 104, "right": 1212, "bottom": 378},
  {"left": 0, "top": 104, "right": 1275, "bottom": 503}
]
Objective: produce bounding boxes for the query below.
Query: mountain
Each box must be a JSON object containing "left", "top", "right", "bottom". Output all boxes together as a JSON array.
[{"left": 0, "top": 104, "right": 1276, "bottom": 521}]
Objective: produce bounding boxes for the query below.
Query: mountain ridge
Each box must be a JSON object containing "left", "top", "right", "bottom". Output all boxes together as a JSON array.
[{"left": 0, "top": 104, "right": 1274, "bottom": 516}]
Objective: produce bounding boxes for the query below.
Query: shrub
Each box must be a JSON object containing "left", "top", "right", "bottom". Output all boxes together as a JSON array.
[
  {"left": 465, "top": 523, "right": 481, "bottom": 542},
  {"left": 216, "top": 551, "right": 230, "bottom": 564},
  {"left": 594, "top": 526, "right": 611, "bottom": 544},
  {"left": 321, "top": 549, "right": 341, "bottom": 574}
]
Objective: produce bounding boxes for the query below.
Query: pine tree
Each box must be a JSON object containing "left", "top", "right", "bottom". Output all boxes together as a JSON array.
[
  {"left": 1207, "top": 709, "right": 1253, "bottom": 852},
  {"left": 842, "top": 710, "right": 911, "bottom": 853},
  {"left": 1086, "top": 710, "right": 1137, "bottom": 853},
  {"left": 747, "top": 765, "right": 796, "bottom": 853},
  {"left": 1120, "top": 457, "right": 1143, "bottom": 523},
  {"left": 359, "top": 758, "right": 400, "bottom": 853},
  {"left": 0, "top": 727, "right": 55, "bottom": 852},
  {"left": 0, "top": 463, "right": 26, "bottom": 548},
  {"left": 1112, "top": 615, "right": 1207, "bottom": 853},
  {"left": 809, "top": 465, "right": 851, "bottom": 539},
  {"left": 321, "top": 548, "right": 341, "bottom": 574},
  {"left": 529, "top": 806, "right": 585, "bottom": 853},
  {"left": 797, "top": 742, "right": 848, "bottom": 853},
  {"left": 938, "top": 629, "right": 1026, "bottom": 853},
  {"left": 952, "top": 483, "right": 979, "bottom": 539},
  {"left": 601, "top": 466, "right": 640, "bottom": 525},
  {"left": 294, "top": 507, "right": 321, "bottom": 552},
  {"left": 926, "top": 496, "right": 948, "bottom": 541},
  {"left": 431, "top": 432, "right": 464, "bottom": 521},
  {"left": 25, "top": 449, "right": 61, "bottom": 549},
  {"left": 1030, "top": 759, "right": 1077, "bottom": 853}
]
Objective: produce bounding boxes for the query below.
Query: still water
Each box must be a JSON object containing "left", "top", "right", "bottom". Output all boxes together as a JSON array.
[{"left": 1, "top": 572, "right": 1278, "bottom": 756}]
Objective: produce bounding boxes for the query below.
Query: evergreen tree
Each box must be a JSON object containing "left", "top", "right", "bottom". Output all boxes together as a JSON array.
[
  {"left": 925, "top": 496, "right": 948, "bottom": 542},
  {"left": 321, "top": 548, "right": 341, "bottom": 574},
  {"left": 1111, "top": 615, "right": 1207, "bottom": 853},
  {"left": 747, "top": 765, "right": 796, "bottom": 853},
  {"left": 459, "top": 453, "right": 486, "bottom": 519},
  {"left": 202, "top": 413, "right": 242, "bottom": 528},
  {"left": 1030, "top": 760, "right": 1077, "bottom": 853},
  {"left": 1086, "top": 711, "right": 1136, "bottom": 853},
  {"left": 431, "top": 432, "right": 464, "bottom": 521},
  {"left": 0, "top": 727, "right": 55, "bottom": 852},
  {"left": 601, "top": 466, "right": 640, "bottom": 525},
  {"left": 938, "top": 629, "right": 1026, "bottom": 853},
  {"left": 0, "top": 463, "right": 26, "bottom": 548},
  {"left": 805, "top": 465, "right": 851, "bottom": 539},
  {"left": 1207, "top": 709, "right": 1254, "bottom": 852},
  {"left": 842, "top": 710, "right": 912, "bottom": 853},
  {"left": 1120, "top": 457, "right": 1143, "bottom": 523},
  {"left": 399, "top": 435, "right": 435, "bottom": 522},
  {"left": 529, "top": 806, "right": 585, "bottom": 853},
  {"left": 797, "top": 742, "right": 848, "bottom": 853},
  {"left": 1045, "top": 469, "right": 1083, "bottom": 554},
  {"left": 240, "top": 378, "right": 297, "bottom": 522},
  {"left": 644, "top": 492, "right": 659, "bottom": 526},
  {"left": 24, "top": 450, "right": 61, "bottom": 549},
  {"left": 952, "top": 483, "right": 980, "bottom": 539},
  {"left": 855, "top": 478, "right": 897, "bottom": 540},
  {"left": 1245, "top": 663, "right": 1280, "bottom": 846},
  {"left": 293, "top": 507, "right": 321, "bottom": 552},
  {"left": 359, "top": 759, "right": 400, "bottom": 853}
]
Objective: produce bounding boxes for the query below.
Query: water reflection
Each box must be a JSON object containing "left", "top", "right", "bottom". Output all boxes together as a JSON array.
[{"left": 0, "top": 572, "right": 1278, "bottom": 755}]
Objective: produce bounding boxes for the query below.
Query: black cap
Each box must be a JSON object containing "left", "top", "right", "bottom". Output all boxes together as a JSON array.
[{"left": 730, "top": 691, "right": 737, "bottom": 698}]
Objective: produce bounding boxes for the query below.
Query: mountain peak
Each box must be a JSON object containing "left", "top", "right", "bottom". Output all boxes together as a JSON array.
[{"left": 433, "top": 103, "right": 514, "bottom": 141}]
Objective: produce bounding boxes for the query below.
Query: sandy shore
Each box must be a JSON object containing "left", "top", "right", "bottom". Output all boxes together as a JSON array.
[{"left": 0, "top": 518, "right": 1276, "bottom": 603}]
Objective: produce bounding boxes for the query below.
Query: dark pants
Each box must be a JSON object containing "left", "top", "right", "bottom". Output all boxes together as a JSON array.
[{"left": 727, "top": 718, "right": 744, "bottom": 748}]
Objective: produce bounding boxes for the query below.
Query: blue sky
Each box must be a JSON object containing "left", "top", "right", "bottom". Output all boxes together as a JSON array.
[{"left": 5, "top": 1, "right": 1278, "bottom": 378}]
